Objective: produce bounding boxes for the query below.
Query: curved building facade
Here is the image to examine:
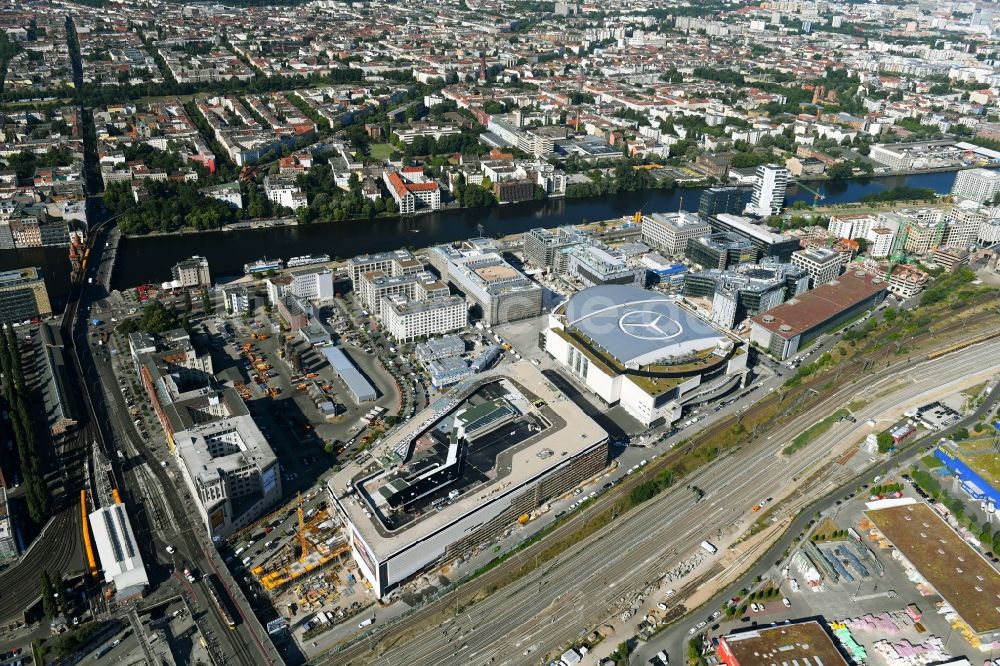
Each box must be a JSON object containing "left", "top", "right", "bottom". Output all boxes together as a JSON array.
[{"left": 545, "top": 286, "right": 748, "bottom": 425}]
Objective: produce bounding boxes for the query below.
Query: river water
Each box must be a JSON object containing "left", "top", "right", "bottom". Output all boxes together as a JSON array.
[{"left": 0, "top": 170, "right": 960, "bottom": 308}]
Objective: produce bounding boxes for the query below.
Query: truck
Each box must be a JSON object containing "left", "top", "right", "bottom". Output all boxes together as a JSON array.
[
  {"left": 91, "top": 319, "right": 102, "bottom": 326},
  {"left": 358, "top": 616, "right": 375, "bottom": 628},
  {"left": 700, "top": 540, "right": 717, "bottom": 555}
]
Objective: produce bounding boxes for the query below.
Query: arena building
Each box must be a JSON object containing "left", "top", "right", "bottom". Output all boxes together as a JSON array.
[
  {"left": 544, "top": 285, "right": 748, "bottom": 426},
  {"left": 327, "top": 361, "right": 608, "bottom": 597}
]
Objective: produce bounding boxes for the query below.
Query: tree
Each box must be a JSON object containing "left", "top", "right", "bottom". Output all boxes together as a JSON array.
[
  {"left": 201, "top": 287, "right": 212, "bottom": 313},
  {"left": 608, "top": 641, "right": 633, "bottom": 666},
  {"left": 40, "top": 571, "right": 56, "bottom": 619},
  {"left": 876, "top": 431, "right": 894, "bottom": 453},
  {"left": 826, "top": 162, "right": 854, "bottom": 180},
  {"left": 183, "top": 291, "right": 193, "bottom": 315}
]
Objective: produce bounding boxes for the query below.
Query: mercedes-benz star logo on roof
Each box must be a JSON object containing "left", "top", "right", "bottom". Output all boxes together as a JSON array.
[{"left": 618, "top": 310, "right": 683, "bottom": 341}]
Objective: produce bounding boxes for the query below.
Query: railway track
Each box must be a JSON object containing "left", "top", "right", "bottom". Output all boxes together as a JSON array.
[{"left": 317, "top": 326, "right": 1000, "bottom": 665}]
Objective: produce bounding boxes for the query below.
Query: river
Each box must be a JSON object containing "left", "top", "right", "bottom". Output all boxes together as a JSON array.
[{"left": 0, "top": 170, "right": 961, "bottom": 310}]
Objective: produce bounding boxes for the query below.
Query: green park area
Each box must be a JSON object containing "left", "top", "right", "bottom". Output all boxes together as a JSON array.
[{"left": 369, "top": 143, "right": 396, "bottom": 161}]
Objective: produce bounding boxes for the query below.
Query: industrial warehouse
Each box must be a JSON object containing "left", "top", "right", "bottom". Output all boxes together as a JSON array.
[
  {"left": 544, "top": 285, "right": 748, "bottom": 426},
  {"left": 865, "top": 498, "right": 1000, "bottom": 641},
  {"left": 327, "top": 360, "right": 608, "bottom": 597}
]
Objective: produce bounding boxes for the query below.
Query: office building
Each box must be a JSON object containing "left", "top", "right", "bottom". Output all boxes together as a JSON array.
[
  {"left": 328, "top": 362, "right": 608, "bottom": 597},
  {"left": 522, "top": 227, "right": 586, "bottom": 272},
  {"left": 699, "top": 187, "right": 746, "bottom": 219},
  {"left": 640, "top": 253, "right": 688, "bottom": 289},
  {"left": 129, "top": 330, "right": 281, "bottom": 541},
  {"left": 641, "top": 211, "right": 712, "bottom": 257},
  {"left": 951, "top": 167, "right": 1000, "bottom": 204},
  {"left": 887, "top": 264, "right": 929, "bottom": 299},
  {"left": 710, "top": 213, "right": 801, "bottom": 262},
  {"left": 684, "top": 261, "right": 809, "bottom": 329},
  {"left": 174, "top": 414, "right": 282, "bottom": 541},
  {"left": 431, "top": 244, "right": 542, "bottom": 326},
  {"left": 979, "top": 217, "right": 1000, "bottom": 245},
  {"left": 932, "top": 247, "right": 969, "bottom": 271},
  {"left": 686, "top": 232, "right": 757, "bottom": 270},
  {"left": 565, "top": 242, "right": 645, "bottom": 288},
  {"left": 382, "top": 294, "right": 467, "bottom": 342},
  {"left": 0, "top": 268, "right": 52, "bottom": 322},
  {"left": 545, "top": 285, "right": 747, "bottom": 426},
  {"left": 750, "top": 270, "right": 888, "bottom": 360},
  {"left": 749, "top": 164, "right": 788, "bottom": 217},
  {"left": 170, "top": 256, "right": 211, "bottom": 288},
  {"left": 899, "top": 211, "right": 947, "bottom": 255},
  {"left": 267, "top": 267, "right": 334, "bottom": 304},
  {"left": 791, "top": 246, "right": 844, "bottom": 287}
]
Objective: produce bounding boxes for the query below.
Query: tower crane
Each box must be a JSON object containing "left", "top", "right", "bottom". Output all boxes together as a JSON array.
[
  {"left": 791, "top": 180, "right": 826, "bottom": 228},
  {"left": 297, "top": 492, "right": 308, "bottom": 563}
]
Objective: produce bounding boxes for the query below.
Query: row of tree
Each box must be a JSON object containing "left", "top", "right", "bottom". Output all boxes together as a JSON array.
[{"left": 0, "top": 324, "right": 49, "bottom": 523}]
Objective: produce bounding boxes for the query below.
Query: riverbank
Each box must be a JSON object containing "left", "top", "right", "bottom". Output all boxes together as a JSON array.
[
  {"left": 110, "top": 166, "right": 979, "bottom": 241},
  {"left": 0, "top": 168, "right": 969, "bottom": 303}
]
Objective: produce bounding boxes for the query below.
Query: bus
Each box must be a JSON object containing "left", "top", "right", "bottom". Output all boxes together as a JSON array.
[{"left": 207, "top": 574, "right": 237, "bottom": 629}]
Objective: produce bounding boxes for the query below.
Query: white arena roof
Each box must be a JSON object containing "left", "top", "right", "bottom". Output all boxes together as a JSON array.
[{"left": 562, "top": 285, "right": 727, "bottom": 368}]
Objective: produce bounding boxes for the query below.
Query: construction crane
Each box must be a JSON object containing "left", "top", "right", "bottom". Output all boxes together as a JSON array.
[
  {"left": 885, "top": 224, "right": 912, "bottom": 279},
  {"left": 790, "top": 180, "right": 826, "bottom": 228},
  {"left": 297, "top": 492, "right": 308, "bottom": 563}
]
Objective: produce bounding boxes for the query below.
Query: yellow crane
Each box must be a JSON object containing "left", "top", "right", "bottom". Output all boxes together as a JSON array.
[{"left": 297, "top": 492, "right": 308, "bottom": 562}]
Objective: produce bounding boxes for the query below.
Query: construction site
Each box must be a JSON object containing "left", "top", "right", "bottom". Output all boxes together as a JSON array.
[{"left": 225, "top": 491, "right": 366, "bottom": 630}]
